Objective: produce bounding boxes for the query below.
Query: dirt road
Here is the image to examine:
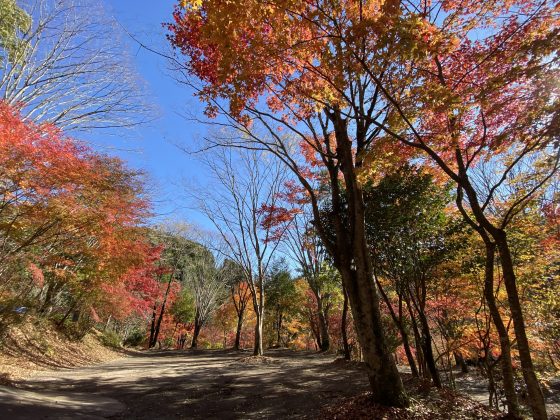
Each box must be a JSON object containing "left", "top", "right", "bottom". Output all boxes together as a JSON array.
[{"left": 0, "top": 349, "right": 369, "bottom": 419}]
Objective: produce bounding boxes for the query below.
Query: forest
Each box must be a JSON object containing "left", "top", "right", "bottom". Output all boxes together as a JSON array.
[{"left": 0, "top": 0, "right": 558, "bottom": 419}]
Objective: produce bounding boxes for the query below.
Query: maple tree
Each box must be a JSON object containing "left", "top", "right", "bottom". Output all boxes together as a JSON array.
[
  {"left": 168, "top": 0, "right": 558, "bottom": 414},
  {"left": 0, "top": 100, "right": 157, "bottom": 342}
]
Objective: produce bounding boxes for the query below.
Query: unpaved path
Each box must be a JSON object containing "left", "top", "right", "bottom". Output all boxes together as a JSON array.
[{"left": 0, "top": 349, "right": 369, "bottom": 419}]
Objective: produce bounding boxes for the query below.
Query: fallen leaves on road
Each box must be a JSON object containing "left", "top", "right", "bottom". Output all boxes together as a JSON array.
[{"left": 322, "top": 375, "right": 503, "bottom": 419}]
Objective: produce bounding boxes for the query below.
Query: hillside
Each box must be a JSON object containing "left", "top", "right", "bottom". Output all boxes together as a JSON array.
[{"left": 0, "top": 319, "right": 128, "bottom": 385}]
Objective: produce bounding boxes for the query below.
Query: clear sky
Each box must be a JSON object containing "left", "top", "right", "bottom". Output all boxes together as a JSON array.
[{"left": 87, "top": 0, "right": 210, "bottom": 227}]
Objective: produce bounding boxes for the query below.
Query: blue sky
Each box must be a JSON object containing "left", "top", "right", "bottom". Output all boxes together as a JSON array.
[{"left": 86, "top": 0, "right": 209, "bottom": 227}]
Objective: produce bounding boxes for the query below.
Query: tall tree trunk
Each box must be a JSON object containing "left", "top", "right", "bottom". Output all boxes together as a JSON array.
[
  {"left": 341, "top": 266, "right": 408, "bottom": 406},
  {"left": 483, "top": 240, "right": 521, "bottom": 418},
  {"left": 276, "top": 309, "right": 282, "bottom": 346},
  {"left": 310, "top": 311, "right": 322, "bottom": 350},
  {"left": 461, "top": 179, "right": 547, "bottom": 419},
  {"left": 317, "top": 310, "right": 330, "bottom": 352},
  {"left": 315, "top": 294, "right": 330, "bottom": 352},
  {"left": 341, "top": 285, "right": 351, "bottom": 361},
  {"left": 251, "top": 272, "right": 265, "bottom": 356},
  {"left": 152, "top": 276, "right": 174, "bottom": 349},
  {"left": 326, "top": 112, "right": 407, "bottom": 407},
  {"left": 254, "top": 310, "right": 263, "bottom": 356},
  {"left": 493, "top": 231, "right": 547, "bottom": 420},
  {"left": 419, "top": 313, "right": 441, "bottom": 388},
  {"left": 406, "top": 298, "right": 426, "bottom": 378},
  {"left": 234, "top": 306, "right": 244, "bottom": 350}
]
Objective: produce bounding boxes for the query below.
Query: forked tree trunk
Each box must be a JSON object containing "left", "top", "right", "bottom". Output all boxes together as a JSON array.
[
  {"left": 494, "top": 231, "right": 546, "bottom": 420},
  {"left": 406, "top": 298, "right": 426, "bottom": 378},
  {"left": 326, "top": 111, "right": 407, "bottom": 407},
  {"left": 461, "top": 179, "right": 547, "bottom": 419},
  {"left": 376, "top": 276, "right": 419, "bottom": 377},
  {"left": 417, "top": 310, "right": 441, "bottom": 388},
  {"left": 483, "top": 240, "right": 520, "bottom": 418}
]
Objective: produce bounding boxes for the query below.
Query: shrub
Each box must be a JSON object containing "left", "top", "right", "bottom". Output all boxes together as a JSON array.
[
  {"left": 100, "top": 329, "right": 122, "bottom": 348},
  {"left": 123, "top": 329, "right": 145, "bottom": 347}
]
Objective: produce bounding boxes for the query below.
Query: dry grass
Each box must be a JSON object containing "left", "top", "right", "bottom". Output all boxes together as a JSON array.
[{"left": 0, "top": 319, "right": 129, "bottom": 385}]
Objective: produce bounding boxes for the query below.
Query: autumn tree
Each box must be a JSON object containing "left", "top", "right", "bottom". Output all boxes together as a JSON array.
[
  {"left": 168, "top": 1, "right": 558, "bottom": 414},
  {"left": 223, "top": 259, "right": 251, "bottom": 350},
  {"left": 0, "top": 101, "right": 151, "bottom": 334},
  {"left": 168, "top": 1, "right": 409, "bottom": 406}
]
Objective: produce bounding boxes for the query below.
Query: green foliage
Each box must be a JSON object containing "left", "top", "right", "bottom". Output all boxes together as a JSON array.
[
  {"left": 56, "top": 316, "right": 94, "bottom": 341},
  {"left": 100, "top": 329, "right": 122, "bottom": 348},
  {"left": 265, "top": 259, "right": 296, "bottom": 309},
  {"left": 123, "top": 328, "right": 146, "bottom": 347},
  {"left": 265, "top": 259, "right": 301, "bottom": 347},
  {"left": 364, "top": 166, "right": 461, "bottom": 283},
  {"left": 0, "top": 0, "right": 30, "bottom": 61},
  {"left": 171, "top": 289, "right": 196, "bottom": 324}
]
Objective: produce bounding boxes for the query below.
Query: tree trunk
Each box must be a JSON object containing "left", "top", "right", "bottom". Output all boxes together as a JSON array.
[
  {"left": 317, "top": 307, "right": 330, "bottom": 352},
  {"left": 341, "top": 266, "right": 408, "bottom": 407},
  {"left": 405, "top": 296, "right": 426, "bottom": 378},
  {"left": 57, "top": 299, "right": 79, "bottom": 327},
  {"left": 234, "top": 307, "right": 244, "bottom": 350},
  {"left": 315, "top": 293, "right": 330, "bottom": 352},
  {"left": 461, "top": 179, "right": 547, "bottom": 419},
  {"left": 483, "top": 240, "right": 521, "bottom": 418},
  {"left": 417, "top": 310, "right": 442, "bottom": 388},
  {"left": 148, "top": 303, "right": 157, "bottom": 348},
  {"left": 493, "top": 231, "right": 547, "bottom": 420},
  {"left": 276, "top": 309, "right": 282, "bottom": 346},
  {"left": 254, "top": 310, "right": 263, "bottom": 356},
  {"left": 152, "top": 276, "right": 174, "bottom": 349},
  {"left": 326, "top": 112, "right": 407, "bottom": 407},
  {"left": 376, "top": 276, "right": 419, "bottom": 377},
  {"left": 341, "top": 286, "right": 351, "bottom": 361},
  {"left": 191, "top": 313, "right": 202, "bottom": 348}
]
